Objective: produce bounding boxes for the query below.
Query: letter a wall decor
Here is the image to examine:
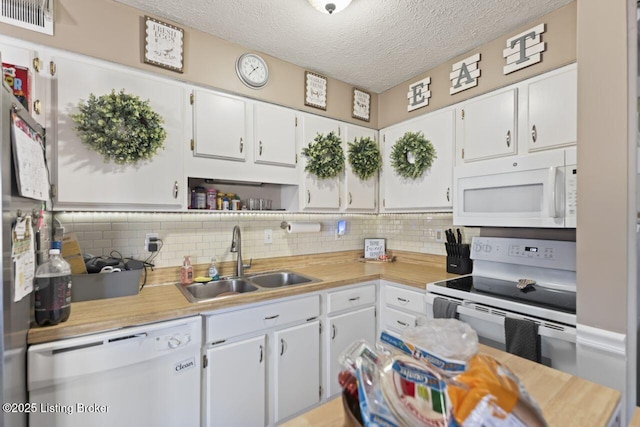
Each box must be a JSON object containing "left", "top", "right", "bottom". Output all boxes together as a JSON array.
[{"left": 450, "top": 53, "right": 480, "bottom": 95}]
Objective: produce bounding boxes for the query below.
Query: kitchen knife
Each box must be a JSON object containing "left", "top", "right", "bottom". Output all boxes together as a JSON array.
[{"left": 457, "top": 228, "right": 463, "bottom": 244}]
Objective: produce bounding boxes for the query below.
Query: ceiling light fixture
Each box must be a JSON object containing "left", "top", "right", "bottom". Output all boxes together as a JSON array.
[{"left": 307, "top": 0, "right": 352, "bottom": 15}]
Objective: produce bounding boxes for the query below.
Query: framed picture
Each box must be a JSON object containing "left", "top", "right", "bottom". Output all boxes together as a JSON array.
[
  {"left": 352, "top": 88, "right": 371, "bottom": 122},
  {"left": 364, "top": 238, "right": 386, "bottom": 259},
  {"left": 305, "top": 71, "right": 327, "bottom": 110},
  {"left": 144, "top": 16, "right": 184, "bottom": 73}
]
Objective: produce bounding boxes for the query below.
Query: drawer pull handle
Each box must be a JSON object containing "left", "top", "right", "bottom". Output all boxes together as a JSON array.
[
  {"left": 332, "top": 324, "right": 336, "bottom": 340},
  {"left": 397, "top": 297, "right": 409, "bottom": 303},
  {"left": 259, "top": 345, "right": 263, "bottom": 363},
  {"left": 280, "top": 339, "right": 286, "bottom": 356},
  {"left": 348, "top": 297, "right": 360, "bottom": 302},
  {"left": 397, "top": 320, "right": 408, "bottom": 327},
  {"left": 173, "top": 181, "right": 179, "bottom": 199},
  {"left": 240, "top": 138, "right": 244, "bottom": 153},
  {"left": 531, "top": 125, "right": 537, "bottom": 143},
  {"left": 265, "top": 314, "right": 280, "bottom": 320},
  {"left": 506, "top": 130, "right": 511, "bottom": 147},
  {"left": 259, "top": 141, "right": 263, "bottom": 156}
]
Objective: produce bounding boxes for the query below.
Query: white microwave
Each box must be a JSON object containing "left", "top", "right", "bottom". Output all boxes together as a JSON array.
[{"left": 453, "top": 147, "right": 576, "bottom": 228}]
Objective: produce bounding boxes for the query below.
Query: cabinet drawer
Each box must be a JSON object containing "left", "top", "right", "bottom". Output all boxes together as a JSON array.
[
  {"left": 384, "top": 285, "right": 424, "bottom": 313},
  {"left": 383, "top": 307, "right": 418, "bottom": 333},
  {"left": 327, "top": 283, "right": 376, "bottom": 315},
  {"left": 206, "top": 295, "right": 320, "bottom": 343}
]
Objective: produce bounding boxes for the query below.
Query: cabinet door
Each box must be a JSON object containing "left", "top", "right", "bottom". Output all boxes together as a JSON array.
[
  {"left": 300, "top": 115, "right": 341, "bottom": 210},
  {"left": 254, "top": 103, "right": 296, "bottom": 167},
  {"left": 0, "top": 41, "right": 46, "bottom": 127},
  {"left": 381, "top": 108, "right": 454, "bottom": 210},
  {"left": 461, "top": 88, "right": 517, "bottom": 162},
  {"left": 53, "top": 55, "right": 184, "bottom": 210},
  {"left": 274, "top": 320, "right": 320, "bottom": 422},
  {"left": 205, "top": 336, "right": 266, "bottom": 427},
  {"left": 527, "top": 65, "right": 577, "bottom": 152},
  {"left": 193, "top": 89, "right": 247, "bottom": 161},
  {"left": 328, "top": 306, "right": 376, "bottom": 396},
  {"left": 343, "top": 124, "right": 377, "bottom": 211}
]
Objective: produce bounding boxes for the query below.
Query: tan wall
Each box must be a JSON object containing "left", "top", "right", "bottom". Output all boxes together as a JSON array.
[
  {"left": 378, "top": 2, "right": 577, "bottom": 129},
  {"left": 0, "top": 0, "right": 378, "bottom": 128},
  {"left": 576, "top": 0, "right": 635, "bottom": 333}
]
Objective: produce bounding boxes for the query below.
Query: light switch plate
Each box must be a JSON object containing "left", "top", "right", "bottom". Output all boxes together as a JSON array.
[
  {"left": 264, "top": 229, "right": 273, "bottom": 244},
  {"left": 435, "top": 229, "right": 444, "bottom": 242}
]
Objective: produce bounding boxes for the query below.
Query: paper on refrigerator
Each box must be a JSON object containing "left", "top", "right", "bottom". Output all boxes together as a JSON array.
[{"left": 11, "top": 215, "right": 34, "bottom": 302}]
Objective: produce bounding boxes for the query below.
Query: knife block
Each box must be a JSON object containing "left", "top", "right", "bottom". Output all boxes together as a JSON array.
[{"left": 445, "top": 243, "right": 472, "bottom": 274}]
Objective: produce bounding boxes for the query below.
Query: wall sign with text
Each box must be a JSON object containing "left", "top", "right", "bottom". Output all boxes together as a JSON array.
[
  {"left": 364, "top": 238, "right": 386, "bottom": 259},
  {"left": 352, "top": 88, "right": 371, "bottom": 121},
  {"left": 305, "top": 71, "right": 328, "bottom": 110},
  {"left": 144, "top": 16, "right": 184, "bottom": 73}
]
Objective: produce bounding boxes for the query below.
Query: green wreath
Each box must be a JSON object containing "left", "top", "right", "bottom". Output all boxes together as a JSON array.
[
  {"left": 71, "top": 89, "right": 167, "bottom": 165},
  {"left": 301, "top": 131, "right": 345, "bottom": 179},
  {"left": 347, "top": 136, "right": 381, "bottom": 181},
  {"left": 390, "top": 131, "right": 437, "bottom": 179}
]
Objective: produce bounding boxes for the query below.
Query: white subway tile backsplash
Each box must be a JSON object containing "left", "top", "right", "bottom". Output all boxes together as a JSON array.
[{"left": 54, "top": 212, "right": 467, "bottom": 267}]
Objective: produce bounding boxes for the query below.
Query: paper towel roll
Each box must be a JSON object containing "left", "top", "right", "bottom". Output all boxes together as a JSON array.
[{"left": 286, "top": 222, "right": 321, "bottom": 233}]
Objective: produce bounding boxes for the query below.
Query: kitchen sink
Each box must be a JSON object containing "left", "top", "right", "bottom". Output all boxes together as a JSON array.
[
  {"left": 247, "top": 271, "right": 319, "bottom": 288},
  {"left": 177, "top": 278, "right": 259, "bottom": 303}
]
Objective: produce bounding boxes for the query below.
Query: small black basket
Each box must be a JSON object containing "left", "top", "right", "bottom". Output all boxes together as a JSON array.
[{"left": 445, "top": 243, "right": 473, "bottom": 275}]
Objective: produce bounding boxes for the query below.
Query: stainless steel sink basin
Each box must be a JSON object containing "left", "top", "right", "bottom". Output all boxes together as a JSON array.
[
  {"left": 248, "top": 271, "right": 319, "bottom": 288},
  {"left": 176, "top": 278, "right": 258, "bottom": 303}
]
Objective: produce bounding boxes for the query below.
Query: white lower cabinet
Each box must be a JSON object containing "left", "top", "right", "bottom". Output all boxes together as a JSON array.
[
  {"left": 204, "top": 335, "right": 266, "bottom": 427},
  {"left": 379, "top": 281, "right": 426, "bottom": 335},
  {"left": 327, "top": 307, "right": 376, "bottom": 396},
  {"left": 273, "top": 321, "right": 321, "bottom": 422},
  {"left": 202, "top": 295, "right": 320, "bottom": 427},
  {"left": 324, "top": 282, "right": 377, "bottom": 397}
]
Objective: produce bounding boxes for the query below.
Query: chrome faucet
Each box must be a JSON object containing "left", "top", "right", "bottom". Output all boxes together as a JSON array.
[{"left": 230, "top": 225, "right": 251, "bottom": 277}]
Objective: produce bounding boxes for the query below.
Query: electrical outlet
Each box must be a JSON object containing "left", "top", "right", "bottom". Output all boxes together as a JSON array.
[
  {"left": 145, "top": 233, "right": 159, "bottom": 252},
  {"left": 264, "top": 229, "right": 273, "bottom": 244},
  {"left": 435, "top": 229, "right": 444, "bottom": 242}
]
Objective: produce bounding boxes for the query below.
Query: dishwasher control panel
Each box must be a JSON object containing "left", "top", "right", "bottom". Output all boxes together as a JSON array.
[{"left": 156, "top": 332, "right": 192, "bottom": 350}]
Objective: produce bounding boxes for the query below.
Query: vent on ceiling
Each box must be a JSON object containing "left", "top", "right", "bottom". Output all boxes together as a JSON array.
[{"left": 0, "top": 0, "right": 53, "bottom": 35}]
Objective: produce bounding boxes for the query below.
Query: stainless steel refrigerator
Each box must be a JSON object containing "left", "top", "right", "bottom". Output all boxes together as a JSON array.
[{"left": 1, "top": 75, "right": 47, "bottom": 427}]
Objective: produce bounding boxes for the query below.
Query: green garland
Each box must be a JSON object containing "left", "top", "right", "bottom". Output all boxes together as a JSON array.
[
  {"left": 390, "top": 131, "right": 437, "bottom": 179},
  {"left": 71, "top": 89, "right": 167, "bottom": 165},
  {"left": 347, "top": 136, "right": 381, "bottom": 181},
  {"left": 301, "top": 131, "right": 345, "bottom": 179}
]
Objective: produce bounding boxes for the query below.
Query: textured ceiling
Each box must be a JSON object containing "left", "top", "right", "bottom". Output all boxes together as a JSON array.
[{"left": 115, "top": 0, "right": 573, "bottom": 93}]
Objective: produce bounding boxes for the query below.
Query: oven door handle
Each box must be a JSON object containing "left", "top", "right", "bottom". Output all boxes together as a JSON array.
[{"left": 456, "top": 305, "right": 505, "bottom": 325}]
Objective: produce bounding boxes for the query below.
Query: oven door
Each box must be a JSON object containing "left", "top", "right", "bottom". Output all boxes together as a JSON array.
[
  {"left": 453, "top": 149, "right": 566, "bottom": 228},
  {"left": 425, "top": 293, "right": 576, "bottom": 375}
]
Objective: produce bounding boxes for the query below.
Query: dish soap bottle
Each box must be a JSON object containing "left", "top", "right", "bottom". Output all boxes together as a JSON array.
[
  {"left": 181, "top": 255, "right": 193, "bottom": 286},
  {"left": 208, "top": 256, "right": 220, "bottom": 281},
  {"left": 34, "top": 241, "right": 72, "bottom": 326}
]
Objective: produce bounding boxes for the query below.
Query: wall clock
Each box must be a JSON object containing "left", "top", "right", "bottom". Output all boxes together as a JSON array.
[{"left": 235, "top": 53, "right": 269, "bottom": 89}]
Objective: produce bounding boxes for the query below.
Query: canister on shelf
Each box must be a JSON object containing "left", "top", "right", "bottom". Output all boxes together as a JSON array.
[
  {"left": 216, "top": 193, "right": 225, "bottom": 210},
  {"left": 206, "top": 189, "right": 217, "bottom": 210},
  {"left": 194, "top": 186, "right": 206, "bottom": 209}
]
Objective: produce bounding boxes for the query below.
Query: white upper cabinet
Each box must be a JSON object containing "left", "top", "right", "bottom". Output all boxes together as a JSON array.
[
  {"left": 342, "top": 123, "right": 378, "bottom": 211},
  {"left": 380, "top": 107, "right": 455, "bottom": 211},
  {"left": 460, "top": 88, "right": 517, "bottom": 162},
  {"left": 254, "top": 102, "right": 297, "bottom": 167},
  {"left": 526, "top": 64, "right": 577, "bottom": 152},
  {"left": 192, "top": 89, "right": 247, "bottom": 161},
  {"left": 0, "top": 39, "right": 47, "bottom": 127},
  {"left": 51, "top": 54, "right": 185, "bottom": 210},
  {"left": 299, "top": 114, "right": 342, "bottom": 210}
]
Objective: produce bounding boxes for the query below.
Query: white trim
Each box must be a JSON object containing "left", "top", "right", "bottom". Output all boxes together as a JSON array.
[{"left": 576, "top": 324, "right": 626, "bottom": 356}]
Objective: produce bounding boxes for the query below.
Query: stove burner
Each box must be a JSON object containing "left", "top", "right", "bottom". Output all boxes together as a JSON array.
[{"left": 432, "top": 275, "right": 576, "bottom": 314}]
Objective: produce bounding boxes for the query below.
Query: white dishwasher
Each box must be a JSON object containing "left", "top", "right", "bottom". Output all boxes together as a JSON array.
[{"left": 28, "top": 316, "right": 202, "bottom": 427}]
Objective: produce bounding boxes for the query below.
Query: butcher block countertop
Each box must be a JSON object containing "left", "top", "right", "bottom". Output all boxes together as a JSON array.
[
  {"left": 28, "top": 251, "right": 456, "bottom": 344},
  {"left": 283, "top": 344, "right": 622, "bottom": 427}
]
